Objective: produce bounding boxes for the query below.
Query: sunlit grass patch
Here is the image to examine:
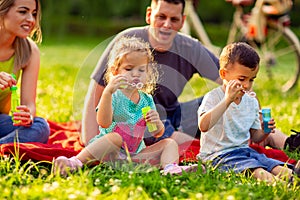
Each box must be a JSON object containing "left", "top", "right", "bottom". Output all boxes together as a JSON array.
[{"left": 1, "top": 31, "right": 300, "bottom": 199}]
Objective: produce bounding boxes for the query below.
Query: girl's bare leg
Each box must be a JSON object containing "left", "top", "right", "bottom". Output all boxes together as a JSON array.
[
  {"left": 54, "top": 132, "right": 122, "bottom": 175},
  {"left": 132, "top": 138, "right": 179, "bottom": 168},
  {"left": 82, "top": 132, "right": 123, "bottom": 163},
  {"left": 170, "top": 131, "right": 196, "bottom": 145}
]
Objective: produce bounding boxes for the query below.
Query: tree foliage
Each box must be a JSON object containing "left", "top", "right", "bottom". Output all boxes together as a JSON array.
[{"left": 40, "top": 0, "right": 300, "bottom": 38}]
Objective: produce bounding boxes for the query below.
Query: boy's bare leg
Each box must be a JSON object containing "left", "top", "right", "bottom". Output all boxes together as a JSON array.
[
  {"left": 252, "top": 168, "right": 278, "bottom": 183},
  {"left": 271, "top": 165, "right": 293, "bottom": 182}
]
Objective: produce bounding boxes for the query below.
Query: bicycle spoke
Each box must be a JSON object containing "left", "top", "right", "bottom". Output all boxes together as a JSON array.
[{"left": 265, "top": 31, "right": 282, "bottom": 49}]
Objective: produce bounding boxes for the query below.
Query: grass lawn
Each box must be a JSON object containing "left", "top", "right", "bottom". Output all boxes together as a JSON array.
[{"left": 1, "top": 31, "right": 300, "bottom": 199}]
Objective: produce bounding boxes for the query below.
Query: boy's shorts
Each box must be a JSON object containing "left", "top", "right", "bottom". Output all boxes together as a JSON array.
[{"left": 211, "top": 147, "right": 293, "bottom": 173}]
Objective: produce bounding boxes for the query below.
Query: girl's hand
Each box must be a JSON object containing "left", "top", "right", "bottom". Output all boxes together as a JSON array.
[
  {"left": 12, "top": 105, "right": 33, "bottom": 127},
  {"left": 224, "top": 80, "right": 243, "bottom": 103},
  {"left": 0, "top": 72, "right": 17, "bottom": 90},
  {"left": 144, "top": 109, "right": 164, "bottom": 137},
  {"left": 144, "top": 109, "right": 160, "bottom": 125},
  {"left": 105, "top": 75, "right": 129, "bottom": 94}
]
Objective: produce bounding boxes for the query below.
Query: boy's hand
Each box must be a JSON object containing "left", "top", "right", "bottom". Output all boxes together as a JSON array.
[
  {"left": 262, "top": 118, "right": 276, "bottom": 134},
  {"left": 225, "top": 80, "right": 243, "bottom": 103}
]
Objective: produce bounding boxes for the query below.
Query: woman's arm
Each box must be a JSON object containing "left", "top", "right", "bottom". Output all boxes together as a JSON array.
[
  {"left": 12, "top": 40, "right": 40, "bottom": 126},
  {"left": 20, "top": 40, "right": 39, "bottom": 117}
]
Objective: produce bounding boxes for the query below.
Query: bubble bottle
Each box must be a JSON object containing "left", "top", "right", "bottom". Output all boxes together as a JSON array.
[
  {"left": 261, "top": 108, "right": 272, "bottom": 134},
  {"left": 141, "top": 106, "right": 157, "bottom": 132},
  {"left": 10, "top": 74, "right": 19, "bottom": 124}
]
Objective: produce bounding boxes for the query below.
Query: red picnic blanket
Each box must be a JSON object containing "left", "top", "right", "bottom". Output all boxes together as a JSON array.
[
  {"left": 0, "top": 120, "right": 297, "bottom": 165},
  {"left": 0, "top": 120, "right": 83, "bottom": 161}
]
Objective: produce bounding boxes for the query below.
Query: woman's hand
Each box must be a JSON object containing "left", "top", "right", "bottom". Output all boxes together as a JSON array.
[
  {"left": 0, "top": 72, "right": 17, "bottom": 90},
  {"left": 12, "top": 105, "right": 33, "bottom": 127}
]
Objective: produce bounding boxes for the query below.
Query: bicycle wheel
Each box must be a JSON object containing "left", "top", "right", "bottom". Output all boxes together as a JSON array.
[{"left": 246, "top": 25, "right": 300, "bottom": 92}]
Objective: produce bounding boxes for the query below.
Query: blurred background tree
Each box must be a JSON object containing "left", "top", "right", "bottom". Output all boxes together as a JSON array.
[{"left": 40, "top": 0, "right": 299, "bottom": 41}]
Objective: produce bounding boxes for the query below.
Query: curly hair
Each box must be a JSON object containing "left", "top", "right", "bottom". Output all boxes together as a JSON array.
[{"left": 104, "top": 36, "right": 159, "bottom": 94}]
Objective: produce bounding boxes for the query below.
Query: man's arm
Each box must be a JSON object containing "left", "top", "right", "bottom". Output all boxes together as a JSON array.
[
  {"left": 214, "top": 77, "right": 223, "bottom": 85},
  {"left": 81, "top": 80, "right": 104, "bottom": 146}
]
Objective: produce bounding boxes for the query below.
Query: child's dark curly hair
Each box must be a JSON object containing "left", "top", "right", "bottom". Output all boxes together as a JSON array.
[{"left": 219, "top": 42, "right": 260, "bottom": 71}]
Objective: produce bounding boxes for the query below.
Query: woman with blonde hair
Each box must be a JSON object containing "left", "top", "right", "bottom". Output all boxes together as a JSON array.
[{"left": 0, "top": 0, "right": 49, "bottom": 144}]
